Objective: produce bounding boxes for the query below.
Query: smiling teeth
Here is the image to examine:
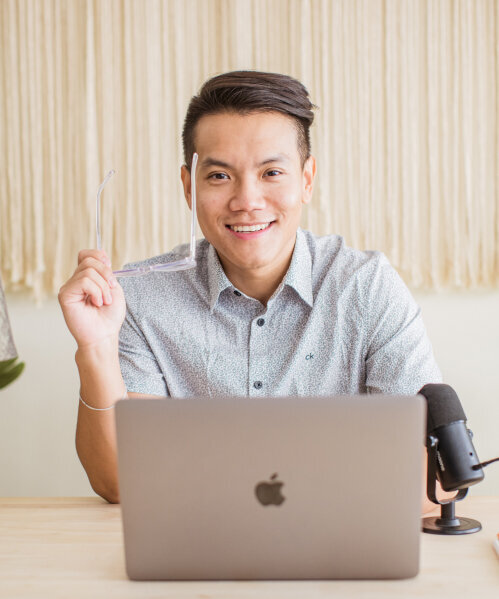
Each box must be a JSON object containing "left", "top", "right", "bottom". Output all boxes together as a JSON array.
[{"left": 230, "top": 223, "right": 271, "bottom": 232}]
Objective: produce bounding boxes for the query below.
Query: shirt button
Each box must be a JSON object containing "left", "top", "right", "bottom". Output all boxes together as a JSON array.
[
  {"left": 257, "top": 318, "right": 265, "bottom": 327},
  {"left": 253, "top": 381, "right": 263, "bottom": 390},
  {"left": 234, "top": 290, "right": 242, "bottom": 296}
]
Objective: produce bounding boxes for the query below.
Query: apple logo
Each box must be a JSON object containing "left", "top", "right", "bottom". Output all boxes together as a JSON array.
[{"left": 255, "top": 473, "right": 286, "bottom": 506}]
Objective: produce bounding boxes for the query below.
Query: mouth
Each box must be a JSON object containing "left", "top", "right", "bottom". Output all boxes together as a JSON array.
[
  {"left": 227, "top": 222, "right": 272, "bottom": 233},
  {"left": 225, "top": 221, "right": 275, "bottom": 239}
]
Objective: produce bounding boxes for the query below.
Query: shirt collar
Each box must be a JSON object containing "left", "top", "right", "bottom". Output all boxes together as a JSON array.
[
  {"left": 279, "top": 228, "right": 314, "bottom": 308},
  {"left": 206, "top": 228, "right": 314, "bottom": 311},
  {"left": 207, "top": 243, "right": 232, "bottom": 312}
]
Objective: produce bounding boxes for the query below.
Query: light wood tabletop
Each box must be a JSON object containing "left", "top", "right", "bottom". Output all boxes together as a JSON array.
[{"left": 0, "top": 496, "right": 498, "bottom": 598}]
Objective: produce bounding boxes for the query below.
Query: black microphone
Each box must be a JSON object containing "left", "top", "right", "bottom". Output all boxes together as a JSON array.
[{"left": 419, "top": 384, "right": 484, "bottom": 491}]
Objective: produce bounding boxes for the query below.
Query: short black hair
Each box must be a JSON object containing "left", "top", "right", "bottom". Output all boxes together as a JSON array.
[{"left": 182, "top": 70, "right": 316, "bottom": 169}]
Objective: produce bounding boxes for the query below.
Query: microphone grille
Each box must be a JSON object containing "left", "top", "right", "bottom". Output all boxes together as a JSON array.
[{"left": 419, "top": 384, "right": 467, "bottom": 433}]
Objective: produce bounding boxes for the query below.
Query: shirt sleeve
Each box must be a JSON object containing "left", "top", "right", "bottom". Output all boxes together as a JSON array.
[
  {"left": 118, "top": 306, "right": 169, "bottom": 396},
  {"left": 363, "top": 255, "right": 442, "bottom": 394}
]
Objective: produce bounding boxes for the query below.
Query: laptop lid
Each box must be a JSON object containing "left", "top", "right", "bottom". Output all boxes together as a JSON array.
[{"left": 115, "top": 394, "right": 425, "bottom": 580}]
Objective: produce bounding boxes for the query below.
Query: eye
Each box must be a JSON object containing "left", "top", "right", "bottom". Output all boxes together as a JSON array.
[
  {"left": 264, "top": 169, "right": 282, "bottom": 177},
  {"left": 208, "top": 172, "right": 229, "bottom": 180}
]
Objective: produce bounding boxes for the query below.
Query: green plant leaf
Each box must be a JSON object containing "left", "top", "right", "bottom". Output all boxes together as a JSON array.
[
  {"left": 0, "top": 357, "right": 17, "bottom": 369},
  {"left": 0, "top": 358, "right": 25, "bottom": 390}
]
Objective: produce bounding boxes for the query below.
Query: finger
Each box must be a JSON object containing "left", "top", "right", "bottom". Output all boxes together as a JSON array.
[
  {"left": 76, "top": 257, "right": 117, "bottom": 291},
  {"left": 74, "top": 275, "right": 109, "bottom": 307},
  {"left": 78, "top": 249, "right": 111, "bottom": 268},
  {"left": 59, "top": 268, "right": 118, "bottom": 308},
  {"left": 75, "top": 267, "right": 115, "bottom": 305}
]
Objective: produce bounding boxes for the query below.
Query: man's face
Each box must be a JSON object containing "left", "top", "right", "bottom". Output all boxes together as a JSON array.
[{"left": 181, "top": 111, "right": 316, "bottom": 279}]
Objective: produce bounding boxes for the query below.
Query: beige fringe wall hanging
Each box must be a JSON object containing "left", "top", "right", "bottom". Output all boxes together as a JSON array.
[{"left": 0, "top": 0, "right": 498, "bottom": 298}]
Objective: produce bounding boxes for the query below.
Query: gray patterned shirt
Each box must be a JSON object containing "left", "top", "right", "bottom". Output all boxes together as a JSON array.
[{"left": 118, "top": 228, "right": 442, "bottom": 397}]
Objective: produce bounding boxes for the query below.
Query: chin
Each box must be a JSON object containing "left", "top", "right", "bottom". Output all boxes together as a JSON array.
[
  {"left": 212, "top": 235, "right": 287, "bottom": 271},
  {"left": 232, "top": 255, "right": 273, "bottom": 270}
]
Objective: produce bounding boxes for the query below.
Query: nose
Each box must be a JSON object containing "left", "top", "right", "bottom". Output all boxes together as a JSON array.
[{"left": 228, "top": 175, "right": 266, "bottom": 212}]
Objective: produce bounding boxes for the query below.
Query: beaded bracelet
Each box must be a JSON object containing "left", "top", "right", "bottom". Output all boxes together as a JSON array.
[{"left": 79, "top": 387, "right": 127, "bottom": 411}]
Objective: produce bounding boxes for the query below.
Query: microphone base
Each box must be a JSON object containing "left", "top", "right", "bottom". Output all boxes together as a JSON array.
[
  {"left": 422, "top": 515, "right": 481, "bottom": 535},
  {"left": 423, "top": 440, "right": 482, "bottom": 534},
  {"left": 422, "top": 501, "right": 481, "bottom": 535}
]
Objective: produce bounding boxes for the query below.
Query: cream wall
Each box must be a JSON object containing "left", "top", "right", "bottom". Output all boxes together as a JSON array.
[{"left": 2, "top": 289, "right": 498, "bottom": 497}]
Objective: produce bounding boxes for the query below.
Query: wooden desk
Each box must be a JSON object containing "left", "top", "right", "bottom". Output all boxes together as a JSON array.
[{"left": 0, "top": 496, "right": 497, "bottom": 598}]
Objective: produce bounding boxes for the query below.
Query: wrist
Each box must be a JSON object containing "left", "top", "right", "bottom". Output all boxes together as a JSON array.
[
  {"left": 76, "top": 336, "right": 124, "bottom": 411},
  {"left": 75, "top": 335, "right": 120, "bottom": 368}
]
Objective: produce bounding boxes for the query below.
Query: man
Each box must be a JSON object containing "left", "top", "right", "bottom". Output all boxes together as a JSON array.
[{"left": 59, "top": 70, "right": 443, "bottom": 507}]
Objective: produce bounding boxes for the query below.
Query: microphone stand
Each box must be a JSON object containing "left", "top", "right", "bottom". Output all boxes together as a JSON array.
[{"left": 422, "top": 436, "right": 481, "bottom": 534}]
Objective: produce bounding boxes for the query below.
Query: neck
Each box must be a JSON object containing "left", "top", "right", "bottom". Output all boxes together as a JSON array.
[{"left": 218, "top": 247, "right": 295, "bottom": 306}]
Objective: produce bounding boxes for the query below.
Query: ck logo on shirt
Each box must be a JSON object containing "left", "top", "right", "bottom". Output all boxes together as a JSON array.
[{"left": 305, "top": 353, "right": 314, "bottom": 361}]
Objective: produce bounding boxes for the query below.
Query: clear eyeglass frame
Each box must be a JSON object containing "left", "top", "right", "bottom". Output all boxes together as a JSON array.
[{"left": 95, "top": 153, "right": 198, "bottom": 277}]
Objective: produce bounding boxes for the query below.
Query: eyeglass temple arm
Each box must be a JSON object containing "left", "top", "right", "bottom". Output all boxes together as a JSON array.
[
  {"left": 96, "top": 170, "right": 115, "bottom": 251},
  {"left": 96, "top": 154, "right": 196, "bottom": 256},
  {"left": 190, "top": 153, "right": 198, "bottom": 258}
]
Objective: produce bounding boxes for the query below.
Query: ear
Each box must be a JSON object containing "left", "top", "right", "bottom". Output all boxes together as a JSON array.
[
  {"left": 180, "top": 165, "right": 192, "bottom": 210},
  {"left": 301, "top": 155, "right": 316, "bottom": 205}
]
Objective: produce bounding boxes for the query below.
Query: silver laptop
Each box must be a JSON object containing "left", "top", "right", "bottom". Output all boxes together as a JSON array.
[{"left": 115, "top": 394, "right": 425, "bottom": 580}]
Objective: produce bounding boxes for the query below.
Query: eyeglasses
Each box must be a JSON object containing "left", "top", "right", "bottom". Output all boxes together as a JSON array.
[{"left": 96, "top": 153, "right": 198, "bottom": 277}]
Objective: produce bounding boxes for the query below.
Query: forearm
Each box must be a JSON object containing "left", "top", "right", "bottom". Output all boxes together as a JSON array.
[{"left": 75, "top": 337, "right": 124, "bottom": 504}]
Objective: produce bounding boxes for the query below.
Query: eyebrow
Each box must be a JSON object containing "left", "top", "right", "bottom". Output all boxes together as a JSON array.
[{"left": 200, "top": 154, "right": 291, "bottom": 170}]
